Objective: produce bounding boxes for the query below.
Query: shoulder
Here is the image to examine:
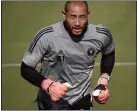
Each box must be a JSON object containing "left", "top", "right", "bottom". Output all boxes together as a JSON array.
[
  {"left": 95, "top": 24, "right": 112, "bottom": 39},
  {"left": 88, "top": 24, "right": 113, "bottom": 45},
  {"left": 35, "top": 22, "right": 63, "bottom": 39},
  {"left": 88, "top": 24, "right": 112, "bottom": 38}
]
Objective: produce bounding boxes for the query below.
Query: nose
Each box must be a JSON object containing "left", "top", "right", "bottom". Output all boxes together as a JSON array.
[{"left": 74, "top": 18, "right": 80, "bottom": 26}]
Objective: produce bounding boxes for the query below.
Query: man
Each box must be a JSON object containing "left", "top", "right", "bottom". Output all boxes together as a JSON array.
[{"left": 21, "top": 1, "right": 115, "bottom": 110}]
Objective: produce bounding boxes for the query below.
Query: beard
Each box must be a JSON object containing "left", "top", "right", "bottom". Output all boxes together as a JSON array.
[{"left": 63, "top": 21, "right": 88, "bottom": 38}]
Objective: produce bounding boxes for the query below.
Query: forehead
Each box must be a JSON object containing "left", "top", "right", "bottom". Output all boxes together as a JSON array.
[{"left": 66, "top": 2, "right": 88, "bottom": 14}]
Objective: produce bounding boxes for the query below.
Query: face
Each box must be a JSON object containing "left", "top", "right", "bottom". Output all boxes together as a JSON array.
[{"left": 63, "top": 2, "right": 90, "bottom": 36}]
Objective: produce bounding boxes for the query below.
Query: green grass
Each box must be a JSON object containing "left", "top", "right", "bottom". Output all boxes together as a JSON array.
[
  {"left": 2, "top": 1, "right": 136, "bottom": 110},
  {"left": 2, "top": 67, "right": 38, "bottom": 110}
]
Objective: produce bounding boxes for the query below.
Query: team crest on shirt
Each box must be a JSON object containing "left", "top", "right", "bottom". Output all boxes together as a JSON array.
[{"left": 87, "top": 47, "right": 96, "bottom": 57}]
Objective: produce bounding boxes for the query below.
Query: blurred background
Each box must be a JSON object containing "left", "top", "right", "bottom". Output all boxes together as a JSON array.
[{"left": 1, "top": 1, "right": 136, "bottom": 110}]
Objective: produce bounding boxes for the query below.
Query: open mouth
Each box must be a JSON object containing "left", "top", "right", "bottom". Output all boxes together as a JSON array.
[{"left": 73, "top": 28, "right": 82, "bottom": 33}]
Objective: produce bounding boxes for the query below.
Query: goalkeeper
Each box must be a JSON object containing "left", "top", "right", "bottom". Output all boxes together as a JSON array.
[{"left": 20, "top": 1, "right": 115, "bottom": 110}]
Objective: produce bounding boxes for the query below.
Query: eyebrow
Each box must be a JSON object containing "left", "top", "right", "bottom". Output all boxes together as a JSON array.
[{"left": 70, "top": 14, "right": 87, "bottom": 16}]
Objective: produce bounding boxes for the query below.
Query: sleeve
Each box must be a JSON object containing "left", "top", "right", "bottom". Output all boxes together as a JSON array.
[
  {"left": 96, "top": 25, "right": 115, "bottom": 75},
  {"left": 21, "top": 61, "right": 46, "bottom": 88},
  {"left": 99, "top": 26, "right": 115, "bottom": 55},
  {"left": 101, "top": 50, "right": 115, "bottom": 75},
  {"left": 22, "top": 30, "right": 49, "bottom": 68}
]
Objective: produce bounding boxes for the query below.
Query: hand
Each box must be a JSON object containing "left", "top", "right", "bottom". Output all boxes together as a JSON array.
[
  {"left": 93, "top": 86, "right": 110, "bottom": 104},
  {"left": 41, "top": 79, "right": 68, "bottom": 102}
]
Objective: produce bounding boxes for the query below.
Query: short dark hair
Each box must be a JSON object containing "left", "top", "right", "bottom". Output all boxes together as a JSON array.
[{"left": 64, "top": 1, "right": 89, "bottom": 12}]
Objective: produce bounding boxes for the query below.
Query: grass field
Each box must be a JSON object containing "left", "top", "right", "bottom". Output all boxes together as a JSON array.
[{"left": 1, "top": 1, "right": 136, "bottom": 110}]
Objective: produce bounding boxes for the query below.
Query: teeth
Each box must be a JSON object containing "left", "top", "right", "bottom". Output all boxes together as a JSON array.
[{"left": 74, "top": 29, "right": 81, "bottom": 31}]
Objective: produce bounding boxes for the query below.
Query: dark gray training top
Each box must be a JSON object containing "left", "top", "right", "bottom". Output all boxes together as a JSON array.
[{"left": 22, "top": 21, "right": 115, "bottom": 104}]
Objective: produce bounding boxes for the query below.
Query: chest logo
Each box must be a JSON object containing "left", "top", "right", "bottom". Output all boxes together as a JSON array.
[{"left": 87, "top": 47, "right": 96, "bottom": 57}]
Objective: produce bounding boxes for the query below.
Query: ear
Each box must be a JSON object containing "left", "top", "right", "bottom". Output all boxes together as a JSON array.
[
  {"left": 88, "top": 9, "right": 91, "bottom": 15},
  {"left": 62, "top": 10, "right": 65, "bottom": 15},
  {"left": 62, "top": 10, "right": 66, "bottom": 19}
]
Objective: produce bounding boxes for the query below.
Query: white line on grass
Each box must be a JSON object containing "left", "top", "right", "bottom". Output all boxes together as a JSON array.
[{"left": 1, "top": 62, "right": 136, "bottom": 67}]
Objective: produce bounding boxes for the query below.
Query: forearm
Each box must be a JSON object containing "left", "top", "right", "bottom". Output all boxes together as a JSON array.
[
  {"left": 101, "top": 50, "right": 115, "bottom": 75},
  {"left": 20, "top": 62, "right": 46, "bottom": 88},
  {"left": 20, "top": 62, "right": 68, "bottom": 102},
  {"left": 98, "top": 50, "right": 115, "bottom": 86}
]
